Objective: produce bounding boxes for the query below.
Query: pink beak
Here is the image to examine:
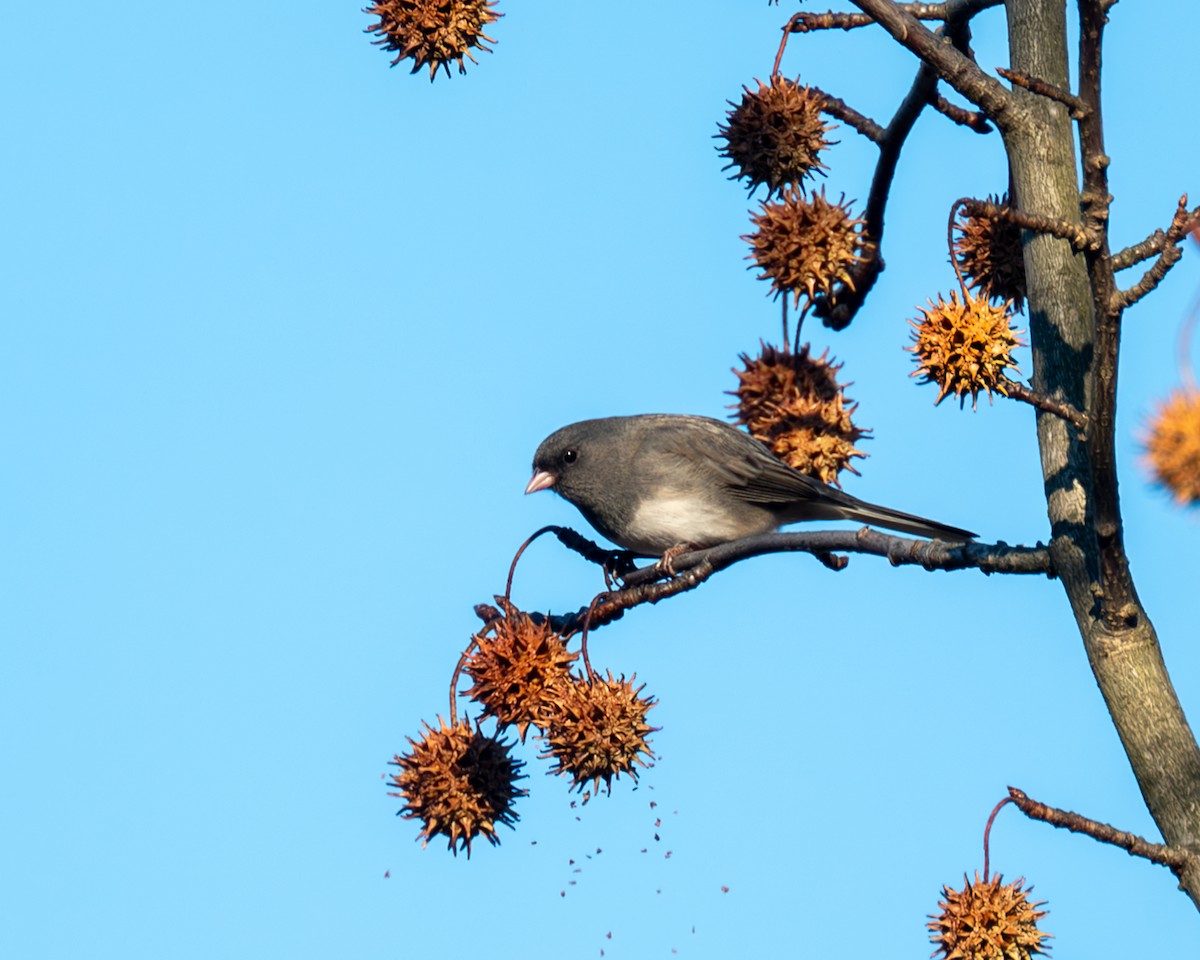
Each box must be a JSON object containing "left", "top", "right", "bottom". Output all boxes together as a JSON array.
[{"left": 525, "top": 469, "right": 557, "bottom": 495}]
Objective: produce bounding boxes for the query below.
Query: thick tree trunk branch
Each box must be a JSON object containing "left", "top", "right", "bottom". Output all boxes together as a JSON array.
[{"left": 1004, "top": 0, "right": 1200, "bottom": 909}]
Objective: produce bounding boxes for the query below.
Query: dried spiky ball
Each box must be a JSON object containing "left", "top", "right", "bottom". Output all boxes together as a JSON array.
[
  {"left": 389, "top": 717, "right": 526, "bottom": 855},
  {"left": 954, "top": 195, "right": 1028, "bottom": 311},
  {"left": 1142, "top": 388, "right": 1200, "bottom": 506},
  {"left": 541, "top": 672, "right": 657, "bottom": 797},
  {"left": 908, "top": 289, "right": 1024, "bottom": 408},
  {"left": 730, "top": 342, "right": 870, "bottom": 486},
  {"left": 717, "top": 76, "right": 834, "bottom": 196},
  {"left": 929, "top": 872, "right": 1051, "bottom": 960},
  {"left": 463, "top": 602, "right": 578, "bottom": 740},
  {"left": 364, "top": 0, "right": 501, "bottom": 81},
  {"left": 744, "top": 189, "right": 871, "bottom": 310}
]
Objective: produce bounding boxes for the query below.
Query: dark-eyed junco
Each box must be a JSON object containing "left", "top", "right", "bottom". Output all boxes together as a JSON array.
[{"left": 525, "top": 414, "right": 975, "bottom": 555}]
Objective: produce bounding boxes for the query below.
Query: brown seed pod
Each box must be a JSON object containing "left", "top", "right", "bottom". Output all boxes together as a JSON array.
[
  {"left": 908, "top": 289, "right": 1024, "bottom": 408},
  {"left": 363, "top": 0, "right": 501, "bottom": 81},
  {"left": 744, "top": 188, "right": 871, "bottom": 311},
  {"left": 541, "top": 672, "right": 657, "bottom": 797},
  {"left": 389, "top": 717, "right": 526, "bottom": 855},
  {"left": 1141, "top": 388, "right": 1200, "bottom": 506},
  {"left": 730, "top": 342, "right": 870, "bottom": 486},
  {"left": 929, "top": 872, "right": 1051, "bottom": 960},
  {"left": 954, "top": 195, "right": 1027, "bottom": 311},
  {"left": 717, "top": 76, "right": 834, "bottom": 196},
  {"left": 463, "top": 601, "right": 578, "bottom": 740}
]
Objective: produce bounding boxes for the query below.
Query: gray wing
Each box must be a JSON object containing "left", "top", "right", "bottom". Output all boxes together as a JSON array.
[
  {"left": 635, "top": 415, "right": 847, "bottom": 507},
  {"left": 632, "top": 415, "right": 975, "bottom": 540}
]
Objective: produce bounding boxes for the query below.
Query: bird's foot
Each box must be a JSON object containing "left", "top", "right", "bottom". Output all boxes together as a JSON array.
[
  {"left": 654, "top": 543, "right": 691, "bottom": 579},
  {"left": 601, "top": 550, "right": 639, "bottom": 589}
]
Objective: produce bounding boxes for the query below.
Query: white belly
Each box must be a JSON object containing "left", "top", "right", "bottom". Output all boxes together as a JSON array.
[{"left": 626, "top": 492, "right": 767, "bottom": 552}]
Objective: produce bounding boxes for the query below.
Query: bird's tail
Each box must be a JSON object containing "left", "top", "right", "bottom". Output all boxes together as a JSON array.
[{"left": 835, "top": 499, "right": 976, "bottom": 542}]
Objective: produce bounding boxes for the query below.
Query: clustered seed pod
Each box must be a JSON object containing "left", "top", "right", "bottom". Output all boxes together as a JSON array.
[
  {"left": 954, "top": 195, "right": 1028, "bottom": 311},
  {"left": 908, "top": 289, "right": 1024, "bottom": 408},
  {"left": 463, "top": 601, "right": 578, "bottom": 740},
  {"left": 731, "top": 342, "right": 869, "bottom": 486},
  {"left": 390, "top": 717, "right": 526, "bottom": 855},
  {"left": 363, "top": 0, "right": 501, "bottom": 80},
  {"left": 717, "top": 76, "right": 834, "bottom": 196},
  {"left": 929, "top": 872, "right": 1051, "bottom": 960},
  {"left": 744, "top": 188, "right": 871, "bottom": 311},
  {"left": 1142, "top": 388, "right": 1200, "bottom": 505},
  {"left": 541, "top": 672, "right": 657, "bottom": 796}
]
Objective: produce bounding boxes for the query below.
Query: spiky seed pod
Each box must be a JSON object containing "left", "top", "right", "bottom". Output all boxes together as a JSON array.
[
  {"left": 954, "top": 195, "right": 1028, "bottom": 311},
  {"left": 541, "top": 672, "right": 657, "bottom": 797},
  {"left": 717, "top": 77, "right": 834, "bottom": 196},
  {"left": 908, "top": 289, "right": 1025, "bottom": 409},
  {"left": 744, "top": 189, "right": 871, "bottom": 310},
  {"left": 463, "top": 602, "right": 578, "bottom": 740},
  {"left": 389, "top": 717, "right": 526, "bottom": 855},
  {"left": 929, "top": 872, "right": 1051, "bottom": 960},
  {"left": 363, "top": 0, "right": 501, "bottom": 81},
  {"left": 1141, "top": 388, "right": 1200, "bottom": 505},
  {"left": 730, "top": 342, "right": 870, "bottom": 486}
]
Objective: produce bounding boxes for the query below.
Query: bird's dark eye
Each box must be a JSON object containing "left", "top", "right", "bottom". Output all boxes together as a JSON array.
[{"left": 562, "top": 449, "right": 578, "bottom": 465}]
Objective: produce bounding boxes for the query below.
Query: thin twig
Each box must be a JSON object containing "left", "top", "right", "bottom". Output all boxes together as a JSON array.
[
  {"left": 1115, "top": 195, "right": 1200, "bottom": 311},
  {"left": 996, "top": 66, "right": 1088, "bottom": 118},
  {"left": 933, "top": 95, "right": 992, "bottom": 133},
  {"left": 815, "top": 89, "right": 885, "bottom": 144},
  {"left": 1004, "top": 380, "right": 1089, "bottom": 433},
  {"left": 1008, "top": 787, "right": 1195, "bottom": 873},
  {"left": 535, "top": 528, "right": 1054, "bottom": 637},
  {"left": 960, "top": 196, "right": 1097, "bottom": 250},
  {"left": 783, "top": 1, "right": 1002, "bottom": 34}
]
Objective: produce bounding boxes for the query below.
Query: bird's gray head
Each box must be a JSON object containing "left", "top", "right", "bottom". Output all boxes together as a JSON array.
[{"left": 525, "top": 418, "right": 629, "bottom": 507}]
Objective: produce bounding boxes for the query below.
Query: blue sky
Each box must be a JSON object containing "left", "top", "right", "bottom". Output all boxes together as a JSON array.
[{"left": 4, "top": 3, "right": 1199, "bottom": 956}]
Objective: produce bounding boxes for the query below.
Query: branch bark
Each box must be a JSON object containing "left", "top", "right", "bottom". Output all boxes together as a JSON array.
[{"left": 1003, "top": 0, "right": 1200, "bottom": 908}]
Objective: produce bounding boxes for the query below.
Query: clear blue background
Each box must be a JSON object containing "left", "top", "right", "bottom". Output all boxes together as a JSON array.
[{"left": 4, "top": 3, "right": 1198, "bottom": 956}]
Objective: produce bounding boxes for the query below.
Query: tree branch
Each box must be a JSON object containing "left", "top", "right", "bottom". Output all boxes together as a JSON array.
[
  {"left": 996, "top": 66, "right": 1088, "bottom": 118},
  {"left": 1114, "top": 195, "right": 1200, "bottom": 310},
  {"left": 815, "top": 88, "right": 886, "bottom": 144},
  {"left": 1007, "top": 787, "right": 1195, "bottom": 874},
  {"left": 784, "top": 1, "right": 1004, "bottom": 35},
  {"left": 533, "top": 528, "right": 1055, "bottom": 637},
  {"left": 960, "top": 195, "right": 1097, "bottom": 251},
  {"left": 847, "top": 0, "right": 1019, "bottom": 129},
  {"left": 1003, "top": 380, "right": 1089, "bottom": 433}
]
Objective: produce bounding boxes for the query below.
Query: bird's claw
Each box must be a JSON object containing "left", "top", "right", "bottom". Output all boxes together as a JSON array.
[
  {"left": 602, "top": 550, "right": 639, "bottom": 589},
  {"left": 653, "top": 544, "right": 690, "bottom": 580}
]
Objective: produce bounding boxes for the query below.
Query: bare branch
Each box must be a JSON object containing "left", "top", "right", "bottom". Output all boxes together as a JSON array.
[
  {"left": 534, "top": 528, "right": 1055, "bottom": 637},
  {"left": 996, "top": 66, "right": 1088, "bottom": 118},
  {"left": 815, "top": 88, "right": 886, "bottom": 143},
  {"left": 1115, "top": 195, "right": 1200, "bottom": 310},
  {"left": 847, "top": 0, "right": 1018, "bottom": 128},
  {"left": 933, "top": 94, "right": 992, "bottom": 133},
  {"left": 784, "top": 0, "right": 1003, "bottom": 34},
  {"left": 1008, "top": 788, "right": 1195, "bottom": 873},
  {"left": 1004, "top": 380, "right": 1089, "bottom": 433},
  {"left": 960, "top": 196, "right": 1097, "bottom": 250}
]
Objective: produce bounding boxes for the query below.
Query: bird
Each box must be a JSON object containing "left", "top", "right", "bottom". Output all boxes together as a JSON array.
[{"left": 525, "top": 414, "right": 975, "bottom": 556}]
